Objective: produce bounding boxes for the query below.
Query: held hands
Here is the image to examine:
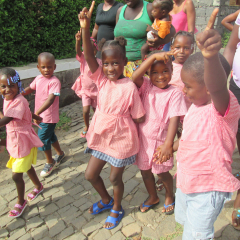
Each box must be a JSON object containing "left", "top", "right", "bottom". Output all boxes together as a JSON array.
[
  {"left": 196, "top": 8, "right": 221, "bottom": 58},
  {"left": 152, "top": 142, "right": 173, "bottom": 165},
  {"left": 75, "top": 29, "right": 82, "bottom": 41},
  {"left": 78, "top": 1, "right": 95, "bottom": 29}
]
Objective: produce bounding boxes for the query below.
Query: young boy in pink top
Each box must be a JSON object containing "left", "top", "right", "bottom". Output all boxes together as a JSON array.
[
  {"left": 23, "top": 52, "right": 65, "bottom": 177},
  {"left": 155, "top": 9, "right": 240, "bottom": 239}
]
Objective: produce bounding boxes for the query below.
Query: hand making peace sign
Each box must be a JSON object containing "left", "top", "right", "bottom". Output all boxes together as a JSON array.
[{"left": 78, "top": 1, "right": 95, "bottom": 29}]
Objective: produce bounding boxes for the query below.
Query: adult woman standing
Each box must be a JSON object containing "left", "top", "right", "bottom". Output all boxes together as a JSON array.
[
  {"left": 91, "top": 0, "right": 124, "bottom": 58},
  {"left": 163, "top": 0, "right": 197, "bottom": 51},
  {"left": 114, "top": 0, "right": 175, "bottom": 78},
  {"left": 224, "top": 12, "right": 240, "bottom": 231}
]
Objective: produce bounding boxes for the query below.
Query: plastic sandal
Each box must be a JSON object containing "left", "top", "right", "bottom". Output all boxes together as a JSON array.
[
  {"left": 9, "top": 200, "right": 27, "bottom": 218},
  {"left": 232, "top": 208, "right": 240, "bottom": 230},
  {"left": 139, "top": 200, "right": 159, "bottom": 213},
  {"left": 156, "top": 182, "right": 164, "bottom": 191},
  {"left": 163, "top": 201, "right": 175, "bottom": 215},
  {"left": 104, "top": 207, "right": 125, "bottom": 230},
  {"left": 91, "top": 198, "right": 114, "bottom": 215},
  {"left": 27, "top": 184, "right": 44, "bottom": 202},
  {"left": 80, "top": 131, "right": 87, "bottom": 138}
]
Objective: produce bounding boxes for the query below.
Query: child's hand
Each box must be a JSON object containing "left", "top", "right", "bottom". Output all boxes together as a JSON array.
[
  {"left": 154, "top": 50, "right": 175, "bottom": 64},
  {"left": 196, "top": 8, "right": 221, "bottom": 58},
  {"left": 78, "top": 1, "right": 95, "bottom": 29},
  {"left": 0, "top": 111, "right": 4, "bottom": 119},
  {"left": 152, "top": 145, "right": 162, "bottom": 162},
  {"left": 153, "top": 143, "right": 173, "bottom": 164},
  {"left": 75, "top": 29, "right": 82, "bottom": 41},
  {"left": 146, "top": 24, "right": 153, "bottom": 32}
]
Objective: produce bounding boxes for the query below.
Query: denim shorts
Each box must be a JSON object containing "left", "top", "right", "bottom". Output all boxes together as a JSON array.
[
  {"left": 175, "top": 188, "right": 232, "bottom": 240},
  {"left": 38, "top": 123, "right": 58, "bottom": 151}
]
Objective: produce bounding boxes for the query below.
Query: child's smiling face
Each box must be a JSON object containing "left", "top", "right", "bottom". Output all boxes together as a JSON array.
[
  {"left": 0, "top": 74, "right": 19, "bottom": 100},
  {"left": 172, "top": 35, "right": 193, "bottom": 64},
  {"left": 102, "top": 48, "right": 127, "bottom": 81},
  {"left": 150, "top": 61, "right": 172, "bottom": 89}
]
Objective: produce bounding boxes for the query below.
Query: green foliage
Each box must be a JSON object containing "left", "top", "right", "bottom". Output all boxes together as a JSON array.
[
  {"left": 0, "top": 130, "right": 6, "bottom": 140},
  {"left": 222, "top": 31, "right": 231, "bottom": 48},
  {"left": 0, "top": 0, "right": 130, "bottom": 67},
  {"left": 56, "top": 112, "right": 71, "bottom": 131}
]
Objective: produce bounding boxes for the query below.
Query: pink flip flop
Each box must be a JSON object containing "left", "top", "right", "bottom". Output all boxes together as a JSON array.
[
  {"left": 27, "top": 184, "right": 44, "bottom": 202},
  {"left": 9, "top": 200, "right": 27, "bottom": 218}
]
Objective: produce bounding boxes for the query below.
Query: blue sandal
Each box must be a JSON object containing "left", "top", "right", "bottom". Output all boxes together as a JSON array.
[
  {"left": 91, "top": 198, "right": 114, "bottom": 215},
  {"left": 139, "top": 200, "right": 159, "bottom": 213},
  {"left": 104, "top": 207, "right": 125, "bottom": 230},
  {"left": 163, "top": 201, "right": 175, "bottom": 215}
]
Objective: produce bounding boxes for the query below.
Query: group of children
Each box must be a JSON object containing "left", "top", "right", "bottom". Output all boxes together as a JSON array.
[{"left": 0, "top": 1, "right": 240, "bottom": 239}]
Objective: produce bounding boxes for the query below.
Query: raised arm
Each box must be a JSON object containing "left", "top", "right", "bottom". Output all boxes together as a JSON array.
[
  {"left": 79, "top": 1, "right": 99, "bottom": 74},
  {"left": 221, "top": 10, "right": 240, "bottom": 31},
  {"left": 186, "top": 0, "right": 196, "bottom": 34},
  {"left": 132, "top": 52, "right": 172, "bottom": 88},
  {"left": 197, "top": 8, "right": 229, "bottom": 116},
  {"left": 223, "top": 23, "right": 239, "bottom": 68},
  {"left": 75, "top": 29, "right": 82, "bottom": 58},
  {"left": 22, "top": 86, "right": 34, "bottom": 96}
]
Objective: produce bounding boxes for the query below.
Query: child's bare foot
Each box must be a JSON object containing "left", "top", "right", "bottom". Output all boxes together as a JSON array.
[
  {"left": 80, "top": 126, "right": 88, "bottom": 138},
  {"left": 162, "top": 195, "right": 175, "bottom": 215},
  {"left": 232, "top": 190, "right": 240, "bottom": 230},
  {"left": 139, "top": 196, "right": 159, "bottom": 213},
  {"left": 88, "top": 197, "right": 113, "bottom": 214}
]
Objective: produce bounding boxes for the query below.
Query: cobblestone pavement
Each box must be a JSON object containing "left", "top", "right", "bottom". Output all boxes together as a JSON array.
[{"left": 0, "top": 100, "right": 240, "bottom": 240}]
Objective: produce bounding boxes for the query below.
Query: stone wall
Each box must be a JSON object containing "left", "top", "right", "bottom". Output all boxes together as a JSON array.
[{"left": 193, "top": 0, "right": 239, "bottom": 34}]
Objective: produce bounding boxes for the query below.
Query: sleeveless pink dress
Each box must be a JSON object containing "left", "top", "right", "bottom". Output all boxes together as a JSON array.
[{"left": 171, "top": 0, "right": 197, "bottom": 33}]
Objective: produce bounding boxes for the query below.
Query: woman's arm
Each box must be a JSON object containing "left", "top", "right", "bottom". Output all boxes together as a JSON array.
[
  {"left": 223, "top": 23, "right": 239, "bottom": 68},
  {"left": 185, "top": 0, "right": 196, "bottom": 34},
  {"left": 221, "top": 10, "right": 240, "bottom": 31},
  {"left": 116, "top": 6, "right": 123, "bottom": 23},
  {"left": 91, "top": 23, "right": 99, "bottom": 39}
]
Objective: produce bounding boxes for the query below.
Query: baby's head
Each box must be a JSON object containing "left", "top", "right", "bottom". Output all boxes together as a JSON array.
[
  {"left": 171, "top": 31, "right": 195, "bottom": 64},
  {"left": 98, "top": 37, "right": 128, "bottom": 81},
  {"left": 152, "top": 0, "right": 173, "bottom": 19},
  {"left": 181, "top": 52, "right": 230, "bottom": 106},
  {"left": 147, "top": 50, "right": 173, "bottom": 89},
  {"left": 37, "top": 52, "right": 56, "bottom": 79},
  {"left": 0, "top": 68, "right": 24, "bottom": 100}
]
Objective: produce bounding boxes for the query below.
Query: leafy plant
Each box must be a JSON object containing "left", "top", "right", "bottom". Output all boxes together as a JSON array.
[
  {"left": 222, "top": 31, "right": 231, "bottom": 48},
  {"left": 56, "top": 112, "right": 71, "bottom": 131}
]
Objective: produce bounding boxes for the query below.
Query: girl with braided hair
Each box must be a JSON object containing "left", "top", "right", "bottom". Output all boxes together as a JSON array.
[
  {"left": 78, "top": 2, "right": 145, "bottom": 230},
  {"left": 0, "top": 68, "right": 43, "bottom": 218}
]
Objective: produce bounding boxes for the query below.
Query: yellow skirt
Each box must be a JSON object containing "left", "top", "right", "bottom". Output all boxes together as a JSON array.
[{"left": 6, "top": 147, "right": 37, "bottom": 173}]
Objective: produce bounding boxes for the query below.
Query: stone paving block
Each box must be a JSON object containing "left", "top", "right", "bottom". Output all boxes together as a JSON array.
[
  {"left": 79, "top": 201, "right": 92, "bottom": 212},
  {"left": 87, "top": 229, "right": 99, "bottom": 240},
  {"left": 0, "top": 184, "right": 15, "bottom": 196},
  {"left": 142, "top": 226, "right": 159, "bottom": 240},
  {"left": 18, "top": 233, "right": 32, "bottom": 240},
  {"left": 55, "top": 195, "right": 74, "bottom": 208},
  {"left": 155, "top": 215, "right": 176, "bottom": 237},
  {"left": 214, "top": 218, "right": 229, "bottom": 238},
  {"left": 5, "top": 191, "right": 18, "bottom": 202},
  {"left": 0, "top": 205, "right": 10, "bottom": 217},
  {"left": 31, "top": 225, "right": 48, "bottom": 240},
  {"left": 108, "top": 231, "right": 125, "bottom": 240},
  {"left": 45, "top": 212, "right": 60, "bottom": 228},
  {"left": 61, "top": 207, "right": 82, "bottom": 224},
  {"left": 173, "top": 235, "right": 182, "bottom": 240},
  {"left": 71, "top": 174, "right": 85, "bottom": 185},
  {"left": 51, "top": 190, "right": 67, "bottom": 201},
  {"left": 68, "top": 185, "right": 84, "bottom": 197},
  {"left": 7, "top": 218, "right": 25, "bottom": 231},
  {"left": 126, "top": 165, "right": 139, "bottom": 174},
  {"left": 73, "top": 197, "right": 88, "bottom": 208},
  {"left": 71, "top": 216, "right": 87, "bottom": 231},
  {"left": 123, "top": 179, "right": 139, "bottom": 198},
  {"left": 58, "top": 181, "right": 75, "bottom": 192},
  {"left": 56, "top": 226, "right": 74, "bottom": 240},
  {"left": 221, "top": 224, "right": 240, "bottom": 240},
  {"left": 82, "top": 221, "right": 102, "bottom": 236},
  {"left": 26, "top": 216, "right": 44, "bottom": 230},
  {"left": 92, "top": 228, "right": 111, "bottom": 240},
  {"left": 22, "top": 206, "right": 39, "bottom": 220},
  {"left": 42, "top": 187, "right": 60, "bottom": 199},
  {"left": 41, "top": 237, "right": 52, "bottom": 240},
  {"left": 58, "top": 205, "right": 71, "bottom": 215},
  {"left": 123, "top": 170, "right": 136, "bottom": 183},
  {"left": 0, "top": 213, "right": 14, "bottom": 227},
  {"left": 73, "top": 190, "right": 89, "bottom": 200},
  {"left": 37, "top": 197, "right": 51, "bottom": 210},
  {"left": 130, "top": 191, "right": 148, "bottom": 207},
  {"left": 122, "top": 223, "right": 141, "bottom": 238},
  {"left": 93, "top": 211, "right": 109, "bottom": 225},
  {"left": 49, "top": 220, "right": 66, "bottom": 238},
  {"left": 0, "top": 228, "right": 8, "bottom": 238},
  {"left": 8, "top": 228, "right": 26, "bottom": 240},
  {"left": 65, "top": 232, "right": 87, "bottom": 240},
  {"left": 136, "top": 209, "right": 160, "bottom": 227},
  {"left": 28, "top": 195, "right": 44, "bottom": 206},
  {"left": 122, "top": 215, "right": 135, "bottom": 226},
  {"left": 76, "top": 163, "right": 88, "bottom": 173},
  {"left": 57, "top": 167, "right": 74, "bottom": 176},
  {"left": 110, "top": 222, "right": 123, "bottom": 235},
  {"left": 39, "top": 203, "right": 59, "bottom": 217}
]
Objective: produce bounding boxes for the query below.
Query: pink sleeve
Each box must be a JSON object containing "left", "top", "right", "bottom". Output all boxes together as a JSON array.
[
  {"left": 4, "top": 98, "right": 25, "bottom": 120},
  {"left": 130, "top": 87, "right": 146, "bottom": 119},
  {"left": 138, "top": 77, "right": 151, "bottom": 95},
  {"left": 169, "top": 90, "right": 188, "bottom": 118},
  {"left": 76, "top": 54, "right": 85, "bottom": 63},
  {"left": 235, "top": 13, "right": 240, "bottom": 25},
  {"left": 29, "top": 77, "right": 37, "bottom": 90},
  {"left": 49, "top": 78, "right": 61, "bottom": 95},
  {"left": 89, "top": 66, "right": 107, "bottom": 89}
]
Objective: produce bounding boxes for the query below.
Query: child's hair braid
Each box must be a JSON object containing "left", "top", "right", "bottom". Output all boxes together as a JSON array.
[
  {"left": 98, "top": 36, "right": 127, "bottom": 58},
  {"left": 0, "top": 68, "right": 24, "bottom": 93},
  {"left": 171, "top": 31, "right": 195, "bottom": 49}
]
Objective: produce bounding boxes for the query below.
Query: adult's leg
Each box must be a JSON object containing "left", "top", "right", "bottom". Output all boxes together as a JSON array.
[
  {"left": 85, "top": 155, "right": 112, "bottom": 213},
  {"left": 158, "top": 171, "right": 174, "bottom": 213},
  {"left": 139, "top": 169, "right": 159, "bottom": 212},
  {"left": 104, "top": 165, "right": 125, "bottom": 229}
]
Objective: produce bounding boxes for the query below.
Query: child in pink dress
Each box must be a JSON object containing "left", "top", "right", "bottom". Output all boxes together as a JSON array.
[
  {"left": 79, "top": 3, "right": 145, "bottom": 230},
  {"left": 72, "top": 29, "right": 102, "bottom": 138},
  {"left": 0, "top": 68, "right": 43, "bottom": 218},
  {"left": 132, "top": 51, "right": 187, "bottom": 214},
  {"left": 156, "top": 12, "right": 240, "bottom": 239}
]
